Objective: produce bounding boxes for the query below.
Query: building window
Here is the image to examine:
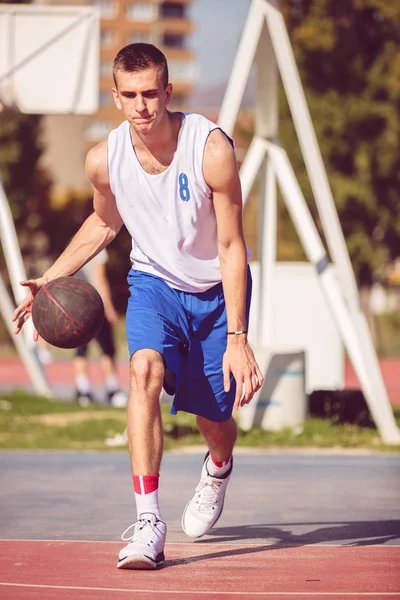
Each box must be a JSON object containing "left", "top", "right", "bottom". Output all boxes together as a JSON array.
[
  {"left": 163, "top": 33, "right": 185, "bottom": 48},
  {"left": 99, "top": 91, "right": 112, "bottom": 107},
  {"left": 100, "top": 29, "right": 115, "bottom": 47},
  {"left": 126, "top": 31, "right": 153, "bottom": 45},
  {"left": 168, "top": 60, "right": 194, "bottom": 83},
  {"left": 170, "top": 92, "right": 185, "bottom": 108},
  {"left": 92, "top": 0, "right": 117, "bottom": 19},
  {"left": 161, "top": 2, "right": 185, "bottom": 18},
  {"left": 126, "top": 3, "right": 158, "bottom": 21},
  {"left": 100, "top": 60, "right": 113, "bottom": 78},
  {"left": 85, "top": 120, "right": 113, "bottom": 141}
]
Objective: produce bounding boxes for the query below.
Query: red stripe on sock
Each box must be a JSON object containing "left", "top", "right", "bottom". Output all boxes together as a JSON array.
[
  {"left": 143, "top": 474, "right": 159, "bottom": 494},
  {"left": 133, "top": 474, "right": 159, "bottom": 495},
  {"left": 211, "top": 455, "right": 231, "bottom": 467},
  {"left": 133, "top": 476, "right": 141, "bottom": 494}
]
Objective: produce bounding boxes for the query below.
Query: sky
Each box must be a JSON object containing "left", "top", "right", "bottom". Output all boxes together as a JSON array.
[{"left": 188, "top": 0, "right": 252, "bottom": 89}]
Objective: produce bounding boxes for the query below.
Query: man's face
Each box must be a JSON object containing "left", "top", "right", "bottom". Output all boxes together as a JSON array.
[{"left": 112, "top": 67, "right": 172, "bottom": 134}]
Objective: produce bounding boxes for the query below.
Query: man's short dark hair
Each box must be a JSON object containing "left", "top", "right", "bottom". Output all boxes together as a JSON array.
[{"left": 113, "top": 43, "right": 169, "bottom": 88}]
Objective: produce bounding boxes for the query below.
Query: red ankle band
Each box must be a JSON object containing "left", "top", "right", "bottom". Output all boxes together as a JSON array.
[
  {"left": 210, "top": 455, "right": 231, "bottom": 468},
  {"left": 133, "top": 474, "right": 159, "bottom": 495}
]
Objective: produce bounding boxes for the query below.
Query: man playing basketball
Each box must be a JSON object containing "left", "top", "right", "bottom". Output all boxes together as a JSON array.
[{"left": 13, "top": 43, "right": 263, "bottom": 570}]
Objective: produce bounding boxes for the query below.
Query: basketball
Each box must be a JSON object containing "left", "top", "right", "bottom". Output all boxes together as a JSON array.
[{"left": 32, "top": 276, "right": 105, "bottom": 349}]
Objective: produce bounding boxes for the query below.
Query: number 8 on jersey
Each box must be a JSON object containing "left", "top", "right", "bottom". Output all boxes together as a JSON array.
[{"left": 178, "top": 172, "right": 190, "bottom": 202}]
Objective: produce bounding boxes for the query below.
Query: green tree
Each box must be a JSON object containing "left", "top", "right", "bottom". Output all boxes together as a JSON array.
[
  {"left": 280, "top": 0, "right": 400, "bottom": 285},
  {"left": 0, "top": 110, "right": 53, "bottom": 280}
]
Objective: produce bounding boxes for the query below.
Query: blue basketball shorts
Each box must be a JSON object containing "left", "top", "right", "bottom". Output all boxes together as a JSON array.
[{"left": 126, "top": 268, "right": 252, "bottom": 422}]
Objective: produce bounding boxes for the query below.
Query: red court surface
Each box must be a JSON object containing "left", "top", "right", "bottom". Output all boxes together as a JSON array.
[
  {"left": 1, "top": 356, "right": 400, "bottom": 406},
  {"left": 0, "top": 540, "right": 399, "bottom": 599}
]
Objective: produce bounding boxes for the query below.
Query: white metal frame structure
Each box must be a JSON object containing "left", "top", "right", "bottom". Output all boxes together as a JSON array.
[
  {"left": 0, "top": 5, "right": 100, "bottom": 397},
  {"left": 218, "top": 0, "right": 400, "bottom": 444}
]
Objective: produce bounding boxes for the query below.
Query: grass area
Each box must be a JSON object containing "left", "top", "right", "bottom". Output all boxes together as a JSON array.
[
  {"left": 1, "top": 390, "right": 400, "bottom": 453},
  {"left": 375, "top": 312, "right": 400, "bottom": 356}
]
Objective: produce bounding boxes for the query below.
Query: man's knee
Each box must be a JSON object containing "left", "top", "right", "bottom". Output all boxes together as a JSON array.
[{"left": 130, "top": 350, "right": 164, "bottom": 396}]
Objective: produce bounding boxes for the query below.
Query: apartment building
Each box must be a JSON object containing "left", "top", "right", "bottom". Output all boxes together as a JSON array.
[
  {"left": 40, "top": 0, "right": 195, "bottom": 198},
  {"left": 88, "top": 0, "right": 195, "bottom": 141}
]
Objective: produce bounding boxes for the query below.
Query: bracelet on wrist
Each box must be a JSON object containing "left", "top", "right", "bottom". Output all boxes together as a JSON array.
[{"left": 227, "top": 330, "right": 247, "bottom": 336}]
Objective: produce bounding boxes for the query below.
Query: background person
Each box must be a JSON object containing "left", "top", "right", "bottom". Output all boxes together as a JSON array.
[
  {"left": 36, "top": 336, "right": 54, "bottom": 365},
  {"left": 74, "top": 248, "right": 127, "bottom": 407}
]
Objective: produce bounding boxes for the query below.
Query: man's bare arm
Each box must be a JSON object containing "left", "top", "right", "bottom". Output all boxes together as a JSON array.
[
  {"left": 43, "top": 140, "right": 123, "bottom": 282},
  {"left": 12, "top": 140, "right": 123, "bottom": 333},
  {"left": 203, "top": 129, "right": 248, "bottom": 333},
  {"left": 203, "top": 129, "right": 263, "bottom": 408}
]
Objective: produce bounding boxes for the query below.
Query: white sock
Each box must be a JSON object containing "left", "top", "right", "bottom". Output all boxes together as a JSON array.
[
  {"left": 105, "top": 374, "right": 119, "bottom": 394},
  {"left": 133, "top": 474, "right": 161, "bottom": 520},
  {"left": 75, "top": 374, "right": 91, "bottom": 395},
  {"left": 207, "top": 454, "right": 232, "bottom": 478}
]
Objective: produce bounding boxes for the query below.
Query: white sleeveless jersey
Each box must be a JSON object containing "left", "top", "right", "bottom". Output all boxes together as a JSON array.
[{"left": 108, "top": 113, "right": 241, "bottom": 293}]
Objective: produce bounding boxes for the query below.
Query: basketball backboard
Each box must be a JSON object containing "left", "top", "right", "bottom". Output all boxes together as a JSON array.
[{"left": 0, "top": 4, "right": 100, "bottom": 114}]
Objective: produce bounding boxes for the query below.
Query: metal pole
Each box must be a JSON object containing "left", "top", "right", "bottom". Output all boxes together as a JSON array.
[
  {"left": 239, "top": 136, "right": 268, "bottom": 206},
  {"left": 218, "top": 0, "right": 266, "bottom": 135},
  {"left": 260, "top": 159, "right": 277, "bottom": 347},
  {"left": 0, "top": 175, "right": 52, "bottom": 396},
  {"left": 0, "top": 175, "right": 36, "bottom": 347},
  {"left": 0, "top": 273, "right": 53, "bottom": 397},
  {"left": 266, "top": 141, "right": 400, "bottom": 444},
  {"left": 263, "top": 0, "right": 360, "bottom": 311}
]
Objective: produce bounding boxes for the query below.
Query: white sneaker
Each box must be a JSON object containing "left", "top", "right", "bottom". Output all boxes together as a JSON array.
[
  {"left": 105, "top": 428, "right": 128, "bottom": 447},
  {"left": 109, "top": 390, "right": 128, "bottom": 408},
  {"left": 182, "top": 453, "right": 233, "bottom": 539},
  {"left": 37, "top": 347, "right": 53, "bottom": 365},
  {"left": 75, "top": 391, "right": 94, "bottom": 407},
  {"left": 117, "top": 513, "right": 166, "bottom": 570}
]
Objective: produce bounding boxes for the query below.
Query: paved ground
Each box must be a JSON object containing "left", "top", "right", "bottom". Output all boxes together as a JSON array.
[
  {"left": 1, "top": 450, "right": 399, "bottom": 545},
  {"left": 1, "top": 448, "right": 399, "bottom": 598}
]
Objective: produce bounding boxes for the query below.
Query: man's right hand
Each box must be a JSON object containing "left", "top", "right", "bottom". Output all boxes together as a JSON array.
[{"left": 12, "top": 276, "right": 48, "bottom": 339}]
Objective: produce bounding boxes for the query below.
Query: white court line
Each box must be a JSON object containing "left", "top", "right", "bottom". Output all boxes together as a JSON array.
[
  {"left": 0, "top": 583, "right": 399, "bottom": 596},
  {"left": 0, "top": 539, "right": 398, "bottom": 548}
]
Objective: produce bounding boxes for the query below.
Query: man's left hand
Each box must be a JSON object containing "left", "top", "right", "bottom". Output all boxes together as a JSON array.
[{"left": 223, "top": 339, "right": 264, "bottom": 410}]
